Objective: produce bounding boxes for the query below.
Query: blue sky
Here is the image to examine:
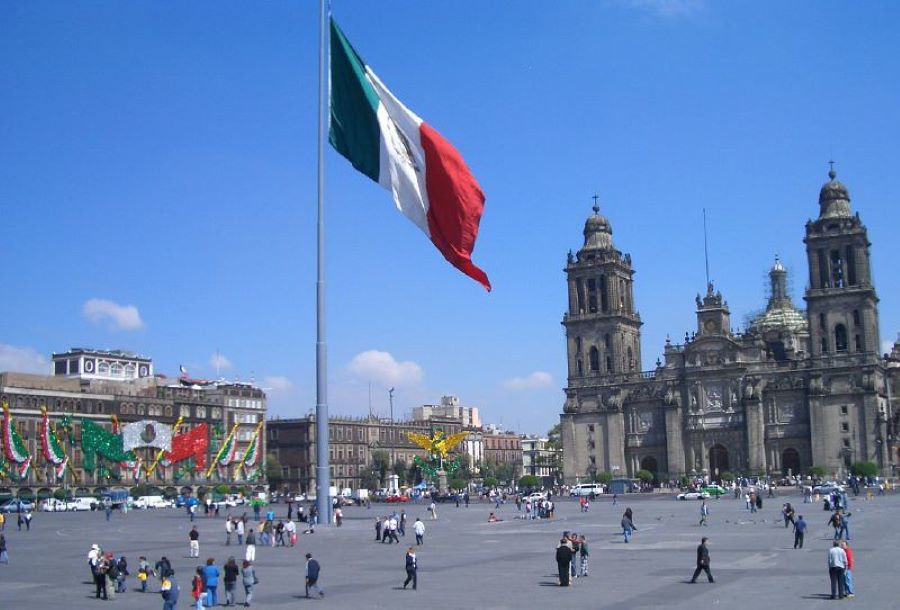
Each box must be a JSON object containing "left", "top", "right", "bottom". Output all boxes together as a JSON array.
[{"left": 1, "top": 1, "right": 898, "bottom": 436}]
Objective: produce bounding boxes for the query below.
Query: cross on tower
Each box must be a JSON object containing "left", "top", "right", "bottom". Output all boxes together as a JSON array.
[
  {"left": 592, "top": 194, "right": 600, "bottom": 214},
  {"left": 828, "top": 159, "right": 836, "bottom": 179}
]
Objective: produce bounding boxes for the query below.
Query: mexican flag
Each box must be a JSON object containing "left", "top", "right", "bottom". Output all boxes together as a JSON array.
[
  {"left": 242, "top": 434, "right": 261, "bottom": 468},
  {"left": 329, "top": 18, "right": 491, "bottom": 291},
  {"left": 217, "top": 431, "right": 237, "bottom": 466},
  {"left": 40, "top": 410, "right": 67, "bottom": 466},
  {"left": 2, "top": 403, "right": 31, "bottom": 466}
]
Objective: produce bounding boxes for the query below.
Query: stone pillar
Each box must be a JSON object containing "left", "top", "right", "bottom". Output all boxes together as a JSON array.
[
  {"left": 664, "top": 407, "right": 685, "bottom": 476},
  {"left": 745, "top": 400, "right": 766, "bottom": 473},
  {"left": 604, "top": 411, "right": 626, "bottom": 476}
]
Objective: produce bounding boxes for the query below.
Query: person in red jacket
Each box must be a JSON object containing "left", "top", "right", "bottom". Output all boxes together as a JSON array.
[
  {"left": 840, "top": 541, "right": 855, "bottom": 598},
  {"left": 191, "top": 566, "right": 206, "bottom": 609}
]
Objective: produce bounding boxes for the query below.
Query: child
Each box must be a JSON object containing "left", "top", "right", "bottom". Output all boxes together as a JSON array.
[
  {"left": 192, "top": 566, "right": 206, "bottom": 610},
  {"left": 137, "top": 556, "right": 152, "bottom": 592}
]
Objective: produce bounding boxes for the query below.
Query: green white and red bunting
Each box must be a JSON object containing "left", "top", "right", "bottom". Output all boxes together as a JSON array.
[
  {"left": 217, "top": 432, "right": 237, "bottom": 466},
  {"left": 329, "top": 18, "right": 491, "bottom": 291},
  {"left": 2, "top": 404, "right": 32, "bottom": 477},
  {"left": 242, "top": 434, "right": 261, "bottom": 468},
  {"left": 41, "top": 410, "right": 67, "bottom": 465}
]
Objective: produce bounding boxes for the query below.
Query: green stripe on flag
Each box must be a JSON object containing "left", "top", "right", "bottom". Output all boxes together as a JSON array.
[{"left": 329, "top": 18, "right": 381, "bottom": 182}]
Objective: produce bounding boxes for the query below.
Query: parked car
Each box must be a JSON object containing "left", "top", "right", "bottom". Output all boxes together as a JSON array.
[
  {"left": 570, "top": 483, "right": 605, "bottom": 497},
  {"left": 524, "top": 492, "right": 548, "bottom": 503},
  {"left": 70, "top": 497, "right": 99, "bottom": 511},
  {"left": 702, "top": 484, "right": 728, "bottom": 496},
  {"left": 134, "top": 495, "right": 174, "bottom": 509},
  {"left": 385, "top": 495, "right": 411, "bottom": 503},
  {"left": 677, "top": 491, "right": 711, "bottom": 500},
  {"left": 0, "top": 499, "right": 35, "bottom": 513},
  {"left": 40, "top": 498, "right": 76, "bottom": 512}
]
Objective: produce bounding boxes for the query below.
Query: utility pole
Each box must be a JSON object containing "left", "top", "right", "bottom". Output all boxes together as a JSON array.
[{"left": 389, "top": 388, "right": 395, "bottom": 471}]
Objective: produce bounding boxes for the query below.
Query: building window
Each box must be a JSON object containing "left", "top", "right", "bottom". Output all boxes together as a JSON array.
[
  {"left": 821, "top": 337, "right": 828, "bottom": 354},
  {"left": 834, "top": 324, "right": 848, "bottom": 352},
  {"left": 588, "top": 424, "right": 595, "bottom": 432},
  {"left": 845, "top": 245, "right": 857, "bottom": 285},
  {"left": 840, "top": 405, "right": 848, "bottom": 415},
  {"left": 599, "top": 275, "right": 609, "bottom": 312},
  {"left": 852, "top": 310, "right": 860, "bottom": 326},
  {"left": 587, "top": 279, "right": 597, "bottom": 313},
  {"left": 855, "top": 335, "right": 863, "bottom": 351},
  {"left": 589, "top": 347, "right": 599, "bottom": 371},
  {"left": 830, "top": 250, "right": 844, "bottom": 288},
  {"left": 842, "top": 438, "right": 851, "bottom": 448},
  {"left": 841, "top": 422, "right": 849, "bottom": 432},
  {"left": 98, "top": 361, "right": 110, "bottom": 375}
]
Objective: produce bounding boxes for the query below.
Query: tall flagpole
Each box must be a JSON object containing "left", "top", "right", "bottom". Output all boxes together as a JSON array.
[{"left": 315, "top": 0, "right": 332, "bottom": 527}]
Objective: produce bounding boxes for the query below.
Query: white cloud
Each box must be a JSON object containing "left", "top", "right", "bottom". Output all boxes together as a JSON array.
[
  {"left": 502, "top": 371, "right": 554, "bottom": 391},
  {"left": 210, "top": 352, "right": 233, "bottom": 371},
  {"left": 618, "top": 0, "right": 705, "bottom": 18},
  {"left": 347, "top": 350, "right": 423, "bottom": 387},
  {"left": 883, "top": 340, "right": 896, "bottom": 356},
  {"left": 83, "top": 298, "right": 145, "bottom": 331},
  {"left": 263, "top": 376, "right": 294, "bottom": 393},
  {"left": 0, "top": 344, "right": 48, "bottom": 374}
]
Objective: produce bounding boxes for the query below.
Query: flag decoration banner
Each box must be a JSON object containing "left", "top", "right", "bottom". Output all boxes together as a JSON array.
[
  {"left": 206, "top": 423, "right": 239, "bottom": 477},
  {"left": 81, "top": 418, "right": 135, "bottom": 471},
  {"left": 40, "top": 407, "right": 69, "bottom": 479},
  {"left": 328, "top": 18, "right": 491, "bottom": 291},
  {"left": 165, "top": 423, "right": 209, "bottom": 472},
  {"left": 241, "top": 421, "right": 264, "bottom": 474},
  {"left": 122, "top": 419, "right": 173, "bottom": 452},
  {"left": 2, "top": 402, "right": 32, "bottom": 478}
]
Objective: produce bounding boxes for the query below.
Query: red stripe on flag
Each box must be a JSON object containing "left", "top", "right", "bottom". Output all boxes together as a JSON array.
[{"left": 419, "top": 122, "right": 491, "bottom": 291}]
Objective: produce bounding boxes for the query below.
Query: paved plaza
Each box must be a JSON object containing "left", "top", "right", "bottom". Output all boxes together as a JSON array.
[{"left": 1, "top": 490, "right": 898, "bottom": 608}]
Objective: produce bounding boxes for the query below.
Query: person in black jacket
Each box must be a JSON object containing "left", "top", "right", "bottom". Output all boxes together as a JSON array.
[
  {"left": 690, "top": 537, "right": 714, "bottom": 583},
  {"left": 555, "top": 538, "right": 574, "bottom": 586},
  {"left": 223, "top": 556, "right": 240, "bottom": 606},
  {"left": 305, "top": 553, "right": 324, "bottom": 598},
  {"left": 403, "top": 547, "right": 417, "bottom": 590}
]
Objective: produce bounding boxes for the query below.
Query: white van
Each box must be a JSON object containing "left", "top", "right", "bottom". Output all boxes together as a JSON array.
[
  {"left": 570, "top": 483, "right": 605, "bottom": 497},
  {"left": 134, "top": 495, "right": 172, "bottom": 509},
  {"left": 71, "top": 497, "right": 98, "bottom": 511}
]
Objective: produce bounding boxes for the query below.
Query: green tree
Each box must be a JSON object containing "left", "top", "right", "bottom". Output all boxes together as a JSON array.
[
  {"left": 482, "top": 476, "right": 498, "bottom": 489},
  {"left": 371, "top": 450, "right": 390, "bottom": 485},
  {"left": 850, "top": 461, "right": 878, "bottom": 477},
  {"left": 393, "top": 460, "right": 408, "bottom": 486},
  {"left": 519, "top": 475, "right": 540, "bottom": 489},
  {"left": 546, "top": 423, "right": 561, "bottom": 449},
  {"left": 636, "top": 469, "right": 654, "bottom": 483},
  {"left": 448, "top": 478, "right": 468, "bottom": 491},
  {"left": 719, "top": 471, "right": 735, "bottom": 482},
  {"left": 808, "top": 465, "right": 827, "bottom": 478},
  {"left": 455, "top": 454, "right": 473, "bottom": 480},
  {"left": 360, "top": 467, "right": 380, "bottom": 490},
  {"left": 594, "top": 471, "right": 613, "bottom": 485}
]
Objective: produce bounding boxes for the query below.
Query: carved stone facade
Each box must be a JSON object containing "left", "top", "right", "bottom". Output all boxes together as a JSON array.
[{"left": 560, "top": 171, "right": 895, "bottom": 482}]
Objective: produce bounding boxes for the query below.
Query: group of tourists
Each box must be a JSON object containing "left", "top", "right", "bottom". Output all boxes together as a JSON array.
[{"left": 554, "top": 531, "right": 589, "bottom": 586}]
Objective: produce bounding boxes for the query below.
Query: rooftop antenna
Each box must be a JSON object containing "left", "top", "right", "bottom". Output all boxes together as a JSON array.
[
  {"left": 368, "top": 381, "right": 373, "bottom": 417},
  {"left": 703, "top": 208, "right": 711, "bottom": 287},
  {"left": 215, "top": 348, "right": 221, "bottom": 377}
]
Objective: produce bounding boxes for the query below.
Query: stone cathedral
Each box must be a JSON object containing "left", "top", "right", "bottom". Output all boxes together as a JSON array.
[{"left": 560, "top": 169, "right": 897, "bottom": 483}]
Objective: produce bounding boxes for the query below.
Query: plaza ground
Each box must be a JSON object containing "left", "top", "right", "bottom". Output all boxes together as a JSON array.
[{"left": 1, "top": 489, "right": 898, "bottom": 608}]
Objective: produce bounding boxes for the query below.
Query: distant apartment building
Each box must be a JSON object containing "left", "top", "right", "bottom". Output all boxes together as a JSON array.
[
  {"left": 521, "top": 435, "right": 561, "bottom": 483},
  {"left": 411, "top": 395, "right": 481, "bottom": 428},
  {"left": 482, "top": 425, "right": 523, "bottom": 478}
]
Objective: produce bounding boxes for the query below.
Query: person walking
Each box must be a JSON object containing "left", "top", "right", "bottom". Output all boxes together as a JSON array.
[
  {"left": 245, "top": 528, "right": 257, "bottom": 562},
  {"left": 138, "top": 557, "right": 152, "bottom": 592},
  {"left": 0, "top": 533, "right": 8, "bottom": 564},
  {"left": 782, "top": 502, "right": 796, "bottom": 528},
  {"left": 840, "top": 541, "right": 855, "bottom": 598},
  {"left": 223, "top": 556, "right": 240, "bottom": 606},
  {"left": 305, "top": 553, "right": 324, "bottom": 598},
  {"left": 699, "top": 501, "right": 709, "bottom": 526},
  {"left": 827, "top": 510, "right": 843, "bottom": 541},
  {"left": 204, "top": 557, "right": 220, "bottom": 607},
  {"left": 621, "top": 511, "right": 636, "bottom": 543},
  {"left": 160, "top": 568, "right": 179, "bottom": 610},
  {"left": 241, "top": 560, "right": 256, "bottom": 607},
  {"left": 793, "top": 515, "right": 807, "bottom": 549},
  {"left": 92, "top": 551, "right": 108, "bottom": 600},
  {"left": 839, "top": 511, "right": 852, "bottom": 540},
  {"left": 579, "top": 535, "right": 589, "bottom": 577},
  {"left": 828, "top": 541, "right": 848, "bottom": 600},
  {"left": 375, "top": 516, "right": 383, "bottom": 541},
  {"left": 225, "top": 516, "right": 234, "bottom": 545},
  {"left": 116, "top": 556, "right": 129, "bottom": 593},
  {"left": 428, "top": 500, "right": 437, "bottom": 520},
  {"left": 555, "top": 538, "right": 574, "bottom": 586},
  {"left": 403, "top": 547, "right": 417, "bottom": 590},
  {"left": 192, "top": 566, "right": 207, "bottom": 610},
  {"left": 399, "top": 510, "right": 407, "bottom": 537},
  {"left": 189, "top": 525, "right": 200, "bottom": 558},
  {"left": 413, "top": 518, "right": 425, "bottom": 545},
  {"left": 689, "top": 537, "right": 714, "bottom": 583}
]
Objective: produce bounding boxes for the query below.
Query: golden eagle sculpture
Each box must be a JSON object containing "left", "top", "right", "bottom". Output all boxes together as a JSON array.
[{"left": 406, "top": 428, "right": 468, "bottom": 477}]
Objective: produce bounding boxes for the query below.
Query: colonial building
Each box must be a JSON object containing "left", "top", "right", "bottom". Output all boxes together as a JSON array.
[
  {"left": 0, "top": 348, "right": 267, "bottom": 500},
  {"left": 521, "top": 435, "right": 560, "bottom": 483},
  {"left": 560, "top": 170, "right": 896, "bottom": 483},
  {"left": 267, "top": 414, "right": 467, "bottom": 494},
  {"left": 482, "top": 425, "right": 523, "bottom": 479}
]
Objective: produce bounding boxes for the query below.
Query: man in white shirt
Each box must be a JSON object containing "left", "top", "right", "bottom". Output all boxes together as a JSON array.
[
  {"left": 413, "top": 518, "right": 425, "bottom": 545},
  {"left": 828, "top": 541, "right": 848, "bottom": 600}
]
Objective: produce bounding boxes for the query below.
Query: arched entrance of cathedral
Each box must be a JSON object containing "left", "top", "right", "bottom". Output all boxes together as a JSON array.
[
  {"left": 781, "top": 448, "right": 801, "bottom": 476},
  {"left": 708, "top": 444, "right": 729, "bottom": 475},
  {"left": 640, "top": 456, "right": 658, "bottom": 479}
]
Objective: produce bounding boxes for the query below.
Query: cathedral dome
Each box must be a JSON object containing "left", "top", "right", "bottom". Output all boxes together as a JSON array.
[
  {"left": 818, "top": 168, "right": 851, "bottom": 219},
  {"left": 581, "top": 202, "right": 614, "bottom": 251}
]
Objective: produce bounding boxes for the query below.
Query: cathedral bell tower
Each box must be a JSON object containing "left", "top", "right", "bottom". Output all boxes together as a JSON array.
[
  {"left": 804, "top": 167, "right": 880, "bottom": 358},
  {"left": 563, "top": 198, "right": 642, "bottom": 382}
]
